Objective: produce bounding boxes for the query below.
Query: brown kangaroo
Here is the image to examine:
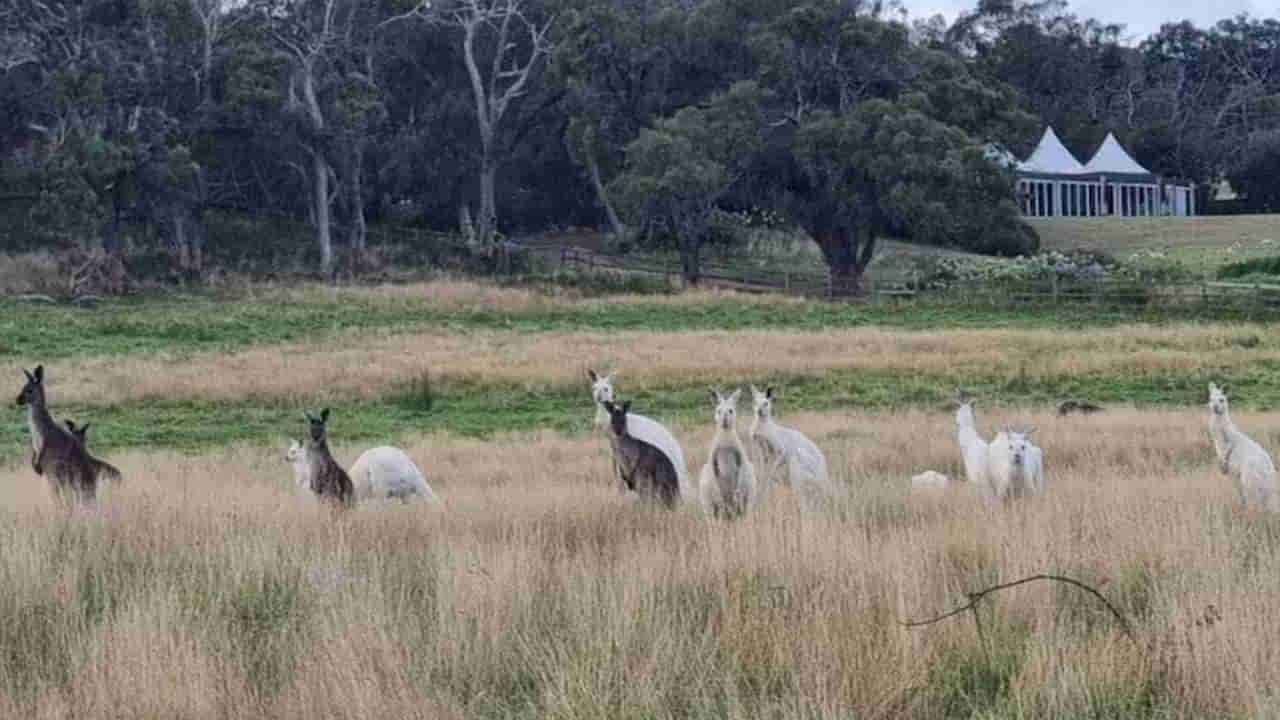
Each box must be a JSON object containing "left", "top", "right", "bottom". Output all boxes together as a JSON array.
[
  {"left": 303, "top": 408, "right": 354, "bottom": 508},
  {"left": 602, "top": 400, "right": 680, "bottom": 508},
  {"left": 63, "top": 419, "right": 123, "bottom": 485},
  {"left": 16, "top": 366, "right": 117, "bottom": 503}
]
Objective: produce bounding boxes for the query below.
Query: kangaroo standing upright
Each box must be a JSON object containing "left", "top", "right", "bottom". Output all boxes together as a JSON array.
[
  {"left": 304, "top": 408, "right": 354, "bottom": 508},
  {"left": 601, "top": 400, "right": 680, "bottom": 508},
  {"left": 16, "top": 366, "right": 119, "bottom": 503}
]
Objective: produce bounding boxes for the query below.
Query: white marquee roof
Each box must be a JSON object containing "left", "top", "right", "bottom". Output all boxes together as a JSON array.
[
  {"left": 1081, "top": 132, "right": 1152, "bottom": 175},
  {"left": 1019, "top": 126, "right": 1085, "bottom": 174}
]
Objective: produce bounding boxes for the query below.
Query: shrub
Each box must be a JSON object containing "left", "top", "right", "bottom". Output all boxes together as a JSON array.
[
  {"left": 913, "top": 250, "right": 1190, "bottom": 291},
  {"left": 1217, "top": 256, "right": 1280, "bottom": 280},
  {"left": 512, "top": 268, "right": 673, "bottom": 297}
]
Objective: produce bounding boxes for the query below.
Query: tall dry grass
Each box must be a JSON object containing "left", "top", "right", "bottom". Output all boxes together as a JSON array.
[
  {"left": 27, "top": 322, "right": 1280, "bottom": 406},
  {"left": 283, "top": 276, "right": 785, "bottom": 311},
  {"left": 1, "top": 407, "right": 1277, "bottom": 717}
]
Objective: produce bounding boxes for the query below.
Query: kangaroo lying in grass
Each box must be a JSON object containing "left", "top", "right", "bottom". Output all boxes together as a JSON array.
[{"left": 16, "top": 366, "right": 120, "bottom": 503}]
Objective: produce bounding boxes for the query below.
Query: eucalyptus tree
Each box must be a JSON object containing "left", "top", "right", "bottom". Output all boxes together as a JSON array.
[{"left": 390, "top": 0, "right": 555, "bottom": 251}]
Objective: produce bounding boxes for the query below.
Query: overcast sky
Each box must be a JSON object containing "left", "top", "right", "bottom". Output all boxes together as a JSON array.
[{"left": 901, "top": 0, "right": 1273, "bottom": 44}]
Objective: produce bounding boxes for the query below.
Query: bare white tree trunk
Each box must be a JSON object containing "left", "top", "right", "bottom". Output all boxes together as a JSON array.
[
  {"left": 348, "top": 140, "right": 367, "bottom": 266},
  {"left": 266, "top": 0, "right": 343, "bottom": 275},
  {"left": 311, "top": 149, "right": 333, "bottom": 273},
  {"left": 453, "top": 0, "right": 552, "bottom": 250},
  {"left": 586, "top": 150, "right": 625, "bottom": 235},
  {"left": 296, "top": 63, "right": 335, "bottom": 274}
]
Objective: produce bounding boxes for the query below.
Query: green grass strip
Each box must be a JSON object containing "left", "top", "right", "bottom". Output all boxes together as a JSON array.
[{"left": 6, "top": 292, "right": 1277, "bottom": 363}]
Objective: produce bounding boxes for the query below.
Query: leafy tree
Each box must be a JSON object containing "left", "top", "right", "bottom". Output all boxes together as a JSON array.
[
  {"left": 610, "top": 82, "right": 769, "bottom": 285},
  {"left": 391, "top": 0, "right": 555, "bottom": 251},
  {"left": 552, "top": 0, "right": 687, "bottom": 234},
  {"left": 0, "top": 0, "right": 206, "bottom": 279},
  {"left": 779, "top": 100, "right": 1034, "bottom": 294},
  {"left": 1228, "top": 130, "right": 1280, "bottom": 212}
]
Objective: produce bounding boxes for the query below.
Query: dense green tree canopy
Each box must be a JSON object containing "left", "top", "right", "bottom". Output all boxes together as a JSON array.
[{"left": 0, "top": 0, "right": 1275, "bottom": 283}]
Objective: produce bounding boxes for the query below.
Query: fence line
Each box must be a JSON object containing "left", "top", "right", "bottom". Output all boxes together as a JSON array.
[
  {"left": 555, "top": 244, "right": 1280, "bottom": 313},
  {"left": 556, "top": 246, "right": 841, "bottom": 298}
]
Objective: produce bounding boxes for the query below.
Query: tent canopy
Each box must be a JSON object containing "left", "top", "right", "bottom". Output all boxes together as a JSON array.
[
  {"left": 1019, "top": 126, "right": 1085, "bottom": 174},
  {"left": 1082, "top": 132, "right": 1152, "bottom": 175}
]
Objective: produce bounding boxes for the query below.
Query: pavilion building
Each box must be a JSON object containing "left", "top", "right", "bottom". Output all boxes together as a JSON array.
[{"left": 1014, "top": 127, "right": 1195, "bottom": 218}]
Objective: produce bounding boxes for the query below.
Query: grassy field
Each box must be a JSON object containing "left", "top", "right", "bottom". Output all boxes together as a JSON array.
[
  {"left": 6, "top": 278, "right": 1280, "bottom": 717},
  {"left": 1031, "top": 215, "right": 1280, "bottom": 274}
]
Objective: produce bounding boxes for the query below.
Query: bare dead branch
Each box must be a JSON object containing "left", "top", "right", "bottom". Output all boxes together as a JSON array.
[{"left": 900, "top": 573, "right": 1139, "bottom": 647}]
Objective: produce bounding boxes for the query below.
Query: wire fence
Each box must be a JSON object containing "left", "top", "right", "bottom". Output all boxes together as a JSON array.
[
  {"left": 556, "top": 246, "right": 845, "bottom": 298},
  {"left": 554, "top": 243, "right": 1280, "bottom": 314}
]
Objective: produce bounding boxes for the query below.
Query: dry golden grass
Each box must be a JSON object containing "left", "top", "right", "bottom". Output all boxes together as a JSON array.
[
  {"left": 28, "top": 322, "right": 1280, "bottom": 406},
  {"left": 283, "top": 276, "right": 787, "bottom": 311},
  {"left": 2, "top": 407, "right": 1279, "bottom": 717}
]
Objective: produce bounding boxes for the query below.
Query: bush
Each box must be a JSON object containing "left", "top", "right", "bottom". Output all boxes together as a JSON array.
[
  {"left": 1217, "top": 256, "right": 1280, "bottom": 280},
  {"left": 912, "top": 250, "right": 1190, "bottom": 292},
  {"left": 513, "top": 268, "right": 673, "bottom": 297}
]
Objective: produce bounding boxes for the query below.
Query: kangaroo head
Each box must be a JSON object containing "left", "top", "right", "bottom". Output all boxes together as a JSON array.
[
  {"left": 750, "top": 385, "right": 776, "bottom": 422},
  {"left": 588, "top": 368, "right": 617, "bottom": 406},
  {"left": 601, "top": 399, "right": 631, "bottom": 437},
  {"left": 955, "top": 399, "right": 977, "bottom": 427},
  {"left": 1208, "top": 383, "right": 1229, "bottom": 416},
  {"left": 1008, "top": 429, "right": 1035, "bottom": 467},
  {"left": 713, "top": 388, "right": 741, "bottom": 431},
  {"left": 16, "top": 365, "right": 44, "bottom": 408},
  {"left": 64, "top": 419, "right": 90, "bottom": 444},
  {"left": 303, "top": 408, "right": 330, "bottom": 444}
]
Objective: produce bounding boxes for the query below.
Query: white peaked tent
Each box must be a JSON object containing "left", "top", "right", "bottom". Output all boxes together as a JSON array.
[
  {"left": 1020, "top": 126, "right": 1085, "bottom": 174},
  {"left": 1081, "top": 132, "right": 1152, "bottom": 175},
  {"left": 1014, "top": 128, "right": 1195, "bottom": 217}
]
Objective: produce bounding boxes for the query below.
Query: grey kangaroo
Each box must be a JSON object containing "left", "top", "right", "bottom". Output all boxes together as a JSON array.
[
  {"left": 303, "top": 408, "right": 354, "bottom": 508},
  {"left": 16, "top": 366, "right": 120, "bottom": 503},
  {"left": 63, "top": 419, "right": 122, "bottom": 484},
  {"left": 602, "top": 400, "right": 680, "bottom": 508}
]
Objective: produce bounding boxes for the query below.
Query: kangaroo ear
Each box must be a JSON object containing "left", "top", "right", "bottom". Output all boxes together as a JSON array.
[
  {"left": 320, "top": 408, "right": 330, "bottom": 423},
  {"left": 711, "top": 389, "right": 721, "bottom": 404},
  {"left": 303, "top": 411, "right": 313, "bottom": 422},
  {"left": 81, "top": 422, "right": 91, "bottom": 435},
  {"left": 587, "top": 369, "right": 598, "bottom": 382},
  {"left": 33, "top": 365, "right": 43, "bottom": 383},
  {"left": 64, "top": 419, "right": 76, "bottom": 432},
  {"left": 728, "top": 388, "right": 742, "bottom": 405},
  {"left": 765, "top": 386, "right": 775, "bottom": 399},
  {"left": 22, "top": 368, "right": 33, "bottom": 382}
]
